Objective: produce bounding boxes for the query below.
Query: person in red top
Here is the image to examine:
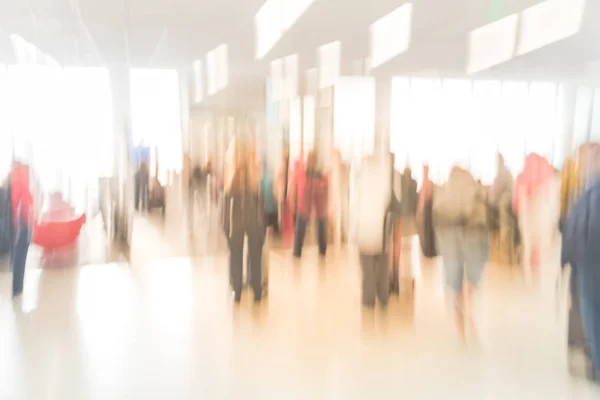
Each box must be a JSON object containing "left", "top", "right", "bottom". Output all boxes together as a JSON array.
[
  {"left": 291, "top": 150, "right": 328, "bottom": 258},
  {"left": 9, "top": 161, "right": 34, "bottom": 297}
]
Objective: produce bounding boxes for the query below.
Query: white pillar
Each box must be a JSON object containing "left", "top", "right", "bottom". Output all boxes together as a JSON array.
[{"left": 109, "top": 65, "right": 134, "bottom": 248}]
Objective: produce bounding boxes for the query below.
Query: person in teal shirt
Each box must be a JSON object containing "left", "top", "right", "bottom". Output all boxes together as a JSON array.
[{"left": 261, "top": 160, "right": 279, "bottom": 236}]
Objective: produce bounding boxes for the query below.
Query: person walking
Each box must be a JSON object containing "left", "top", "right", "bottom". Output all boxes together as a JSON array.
[
  {"left": 433, "top": 166, "right": 490, "bottom": 341},
  {"left": 351, "top": 152, "right": 400, "bottom": 307},
  {"left": 292, "top": 150, "right": 328, "bottom": 259},
  {"left": 9, "top": 161, "right": 35, "bottom": 298},
  {"left": 221, "top": 139, "right": 266, "bottom": 303}
]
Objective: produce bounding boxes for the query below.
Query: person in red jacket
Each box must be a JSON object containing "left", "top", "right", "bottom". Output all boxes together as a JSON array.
[
  {"left": 9, "top": 161, "right": 35, "bottom": 297},
  {"left": 292, "top": 150, "right": 328, "bottom": 258}
]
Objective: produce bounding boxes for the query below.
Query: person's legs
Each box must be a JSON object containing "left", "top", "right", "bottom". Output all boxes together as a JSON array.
[
  {"left": 247, "top": 229, "right": 264, "bottom": 302},
  {"left": 142, "top": 183, "right": 149, "bottom": 212},
  {"left": 463, "top": 229, "right": 489, "bottom": 339},
  {"left": 270, "top": 211, "right": 280, "bottom": 236},
  {"left": 317, "top": 218, "right": 327, "bottom": 256},
  {"left": 360, "top": 253, "right": 376, "bottom": 307},
  {"left": 577, "top": 262, "right": 600, "bottom": 382},
  {"left": 293, "top": 217, "right": 308, "bottom": 258},
  {"left": 12, "top": 223, "right": 30, "bottom": 296},
  {"left": 436, "top": 228, "right": 465, "bottom": 339},
  {"left": 228, "top": 233, "right": 244, "bottom": 302},
  {"left": 375, "top": 252, "right": 390, "bottom": 306},
  {"left": 134, "top": 180, "right": 140, "bottom": 211}
]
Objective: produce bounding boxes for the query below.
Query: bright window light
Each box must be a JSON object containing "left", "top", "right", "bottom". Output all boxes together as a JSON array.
[
  {"left": 192, "top": 60, "right": 203, "bottom": 103},
  {"left": 270, "top": 58, "right": 284, "bottom": 102},
  {"left": 370, "top": 3, "right": 413, "bottom": 69},
  {"left": 255, "top": 0, "right": 315, "bottom": 59},
  {"left": 283, "top": 53, "right": 298, "bottom": 99},
  {"left": 255, "top": 0, "right": 284, "bottom": 59},
  {"left": 525, "top": 82, "right": 558, "bottom": 160},
  {"left": 390, "top": 77, "right": 411, "bottom": 169},
  {"left": 517, "top": 0, "right": 586, "bottom": 56},
  {"left": 303, "top": 96, "right": 315, "bottom": 152},
  {"left": 130, "top": 68, "right": 182, "bottom": 184},
  {"left": 282, "top": 0, "right": 314, "bottom": 30},
  {"left": 467, "top": 14, "right": 519, "bottom": 74},
  {"left": 319, "top": 41, "right": 341, "bottom": 89},
  {"left": 389, "top": 77, "right": 572, "bottom": 182},
  {"left": 216, "top": 44, "right": 228, "bottom": 91},
  {"left": 206, "top": 49, "right": 217, "bottom": 96},
  {"left": 206, "top": 44, "right": 228, "bottom": 96},
  {"left": 333, "top": 77, "right": 375, "bottom": 163}
]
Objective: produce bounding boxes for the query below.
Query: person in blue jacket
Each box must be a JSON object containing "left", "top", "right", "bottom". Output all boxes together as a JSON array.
[{"left": 562, "top": 179, "right": 600, "bottom": 383}]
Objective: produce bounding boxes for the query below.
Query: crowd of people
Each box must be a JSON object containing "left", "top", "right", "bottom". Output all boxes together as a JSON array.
[
  {"left": 4, "top": 136, "right": 599, "bottom": 384},
  {"left": 209, "top": 139, "right": 588, "bottom": 357}
]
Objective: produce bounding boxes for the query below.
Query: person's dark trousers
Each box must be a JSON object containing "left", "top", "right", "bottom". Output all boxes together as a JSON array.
[
  {"left": 229, "top": 229, "right": 264, "bottom": 302},
  {"left": 134, "top": 180, "right": 140, "bottom": 211},
  {"left": 293, "top": 217, "right": 326, "bottom": 258},
  {"left": 265, "top": 211, "right": 280, "bottom": 236},
  {"left": 575, "top": 261, "right": 600, "bottom": 382},
  {"left": 11, "top": 219, "right": 31, "bottom": 296},
  {"left": 140, "top": 183, "right": 148, "bottom": 212},
  {"left": 360, "top": 252, "right": 389, "bottom": 307}
]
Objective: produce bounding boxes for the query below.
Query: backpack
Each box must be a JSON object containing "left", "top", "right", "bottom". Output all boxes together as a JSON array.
[{"left": 433, "top": 169, "right": 486, "bottom": 227}]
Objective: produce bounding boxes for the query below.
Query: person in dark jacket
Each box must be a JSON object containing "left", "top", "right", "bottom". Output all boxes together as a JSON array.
[
  {"left": 562, "top": 179, "right": 600, "bottom": 383},
  {"left": 221, "top": 140, "right": 265, "bottom": 303}
]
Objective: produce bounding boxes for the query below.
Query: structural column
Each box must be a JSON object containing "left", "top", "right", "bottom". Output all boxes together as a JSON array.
[
  {"left": 375, "top": 77, "right": 392, "bottom": 159},
  {"left": 108, "top": 65, "right": 134, "bottom": 250},
  {"left": 558, "top": 84, "right": 577, "bottom": 163}
]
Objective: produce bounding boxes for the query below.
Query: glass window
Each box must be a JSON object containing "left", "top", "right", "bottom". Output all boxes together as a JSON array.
[
  {"left": 319, "top": 41, "right": 341, "bottom": 89},
  {"left": 390, "top": 77, "right": 410, "bottom": 170},
  {"left": 499, "top": 81, "right": 528, "bottom": 175},
  {"left": 573, "top": 87, "right": 593, "bottom": 149},
  {"left": 370, "top": 3, "right": 412, "bottom": 68},
  {"left": 589, "top": 89, "right": 600, "bottom": 142},
  {"left": 525, "top": 82, "right": 557, "bottom": 161}
]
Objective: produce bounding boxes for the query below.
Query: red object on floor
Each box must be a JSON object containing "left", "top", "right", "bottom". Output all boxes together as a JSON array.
[{"left": 32, "top": 213, "right": 86, "bottom": 249}]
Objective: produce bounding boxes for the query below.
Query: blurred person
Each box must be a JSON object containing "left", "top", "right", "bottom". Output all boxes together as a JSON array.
[
  {"left": 134, "top": 162, "right": 149, "bottom": 212},
  {"left": 416, "top": 165, "right": 437, "bottom": 258},
  {"left": 490, "top": 154, "right": 516, "bottom": 264},
  {"left": 292, "top": 150, "right": 328, "bottom": 259},
  {"left": 9, "top": 161, "right": 35, "bottom": 297},
  {"left": 433, "top": 166, "right": 490, "bottom": 341},
  {"left": 351, "top": 152, "right": 401, "bottom": 307},
  {"left": 261, "top": 159, "right": 279, "bottom": 236},
  {"left": 513, "top": 154, "right": 559, "bottom": 282},
  {"left": 562, "top": 178, "right": 600, "bottom": 383},
  {"left": 275, "top": 148, "right": 292, "bottom": 236},
  {"left": 221, "top": 138, "right": 265, "bottom": 303}
]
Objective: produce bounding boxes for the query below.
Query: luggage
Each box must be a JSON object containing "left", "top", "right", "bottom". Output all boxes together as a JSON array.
[{"left": 417, "top": 198, "right": 438, "bottom": 258}]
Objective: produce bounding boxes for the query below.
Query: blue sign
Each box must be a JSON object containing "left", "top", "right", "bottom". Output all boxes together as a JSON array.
[{"left": 130, "top": 146, "right": 150, "bottom": 164}]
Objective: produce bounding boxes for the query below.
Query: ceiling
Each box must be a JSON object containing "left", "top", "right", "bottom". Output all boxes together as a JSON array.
[
  {"left": 0, "top": 0, "right": 598, "bottom": 112},
  {"left": 265, "top": 0, "right": 600, "bottom": 82},
  {"left": 0, "top": 0, "right": 264, "bottom": 67}
]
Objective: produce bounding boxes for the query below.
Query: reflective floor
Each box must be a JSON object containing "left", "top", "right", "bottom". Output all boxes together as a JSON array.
[{"left": 0, "top": 213, "right": 599, "bottom": 399}]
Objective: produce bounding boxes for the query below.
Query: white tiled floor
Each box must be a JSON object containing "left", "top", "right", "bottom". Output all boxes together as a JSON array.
[{"left": 0, "top": 215, "right": 599, "bottom": 399}]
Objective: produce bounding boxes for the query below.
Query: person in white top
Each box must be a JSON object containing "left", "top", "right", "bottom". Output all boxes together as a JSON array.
[{"left": 350, "top": 152, "right": 399, "bottom": 307}]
